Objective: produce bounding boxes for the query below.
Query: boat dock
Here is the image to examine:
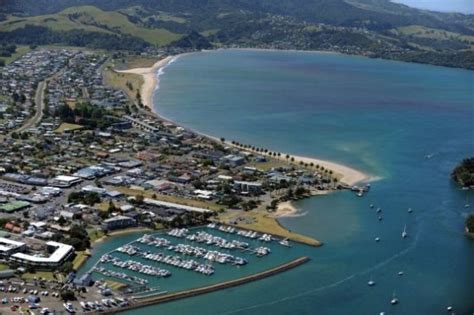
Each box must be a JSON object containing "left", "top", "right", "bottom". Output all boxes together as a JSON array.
[{"left": 89, "top": 256, "right": 310, "bottom": 314}]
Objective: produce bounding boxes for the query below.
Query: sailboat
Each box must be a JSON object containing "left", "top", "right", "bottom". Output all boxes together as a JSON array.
[
  {"left": 390, "top": 292, "right": 399, "bottom": 305},
  {"left": 367, "top": 276, "right": 376, "bottom": 286},
  {"left": 402, "top": 225, "right": 408, "bottom": 239}
]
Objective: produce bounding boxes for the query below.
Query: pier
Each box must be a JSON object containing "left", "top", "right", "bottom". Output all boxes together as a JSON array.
[{"left": 90, "top": 256, "right": 310, "bottom": 314}]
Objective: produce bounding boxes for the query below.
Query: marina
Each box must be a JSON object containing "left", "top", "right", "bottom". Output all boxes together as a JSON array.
[{"left": 83, "top": 225, "right": 302, "bottom": 295}]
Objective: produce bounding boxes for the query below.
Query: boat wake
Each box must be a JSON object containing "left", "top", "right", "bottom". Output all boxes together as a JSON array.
[{"left": 220, "top": 229, "right": 421, "bottom": 315}]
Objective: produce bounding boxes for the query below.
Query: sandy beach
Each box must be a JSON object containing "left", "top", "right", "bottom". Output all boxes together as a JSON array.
[
  {"left": 117, "top": 51, "right": 371, "bottom": 186},
  {"left": 223, "top": 142, "right": 371, "bottom": 186},
  {"left": 116, "top": 56, "right": 175, "bottom": 110},
  {"left": 273, "top": 201, "right": 298, "bottom": 217}
]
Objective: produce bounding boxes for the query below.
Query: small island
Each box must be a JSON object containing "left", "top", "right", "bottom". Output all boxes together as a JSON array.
[
  {"left": 451, "top": 158, "right": 474, "bottom": 188},
  {"left": 466, "top": 214, "right": 474, "bottom": 239},
  {"left": 452, "top": 158, "right": 474, "bottom": 238}
]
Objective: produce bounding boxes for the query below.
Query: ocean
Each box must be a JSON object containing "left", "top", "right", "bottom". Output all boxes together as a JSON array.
[{"left": 96, "top": 49, "right": 473, "bottom": 314}]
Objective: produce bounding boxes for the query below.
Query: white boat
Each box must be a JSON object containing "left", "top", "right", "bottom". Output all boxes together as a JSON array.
[
  {"left": 390, "top": 292, "right": 399, "bottom": 305},
  {"left": 447, "top": 306, "right": 453, "bottom": 311},
  {"left": 402, "top": 225, "right": 408, "bottom": 238},
  {"left": 367, "top": 277, "right": 375, "bottom": 286},
  {"left": 63, "top": 302, "right": 75, "bottom": 313},
  {"left": 407, "top": 207, "right": 413, "bottom": 213},
  {"left": 398, "top": 271, "right": 404, "bottom": 276},
  {"left": 80, "top": 301, "right": 88, "bottom": 310},
  {"left": 279, "top": 238, "right": 291, "bottom": 247},
  {"left": 375, "top": 237, "right": 381, "bottom": 242}
]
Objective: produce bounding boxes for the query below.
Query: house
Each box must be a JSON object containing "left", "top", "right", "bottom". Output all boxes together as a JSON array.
[{"left": 221, "top": 154, "right": 245, "bottom": 167}]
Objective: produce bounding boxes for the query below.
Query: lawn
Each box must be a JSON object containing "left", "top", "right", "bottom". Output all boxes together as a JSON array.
[
  {"left": 0, "top": 263, "right": 10, "bottom": 271},
  {"left": 21, "top": 271, "right": 56, "bottom": 281},
  {"left": 87, "top": 228, "right": 105, "bottom": 242},
  {"left": 218, "top": 210, "right": 321, "bottom": 246},
  {"left": 115, "top": 56, "right": 161, "bottom": 70},
  {"left": 72, "top": 251, "right": 89, "bottom": 270},
  {"left": 54, "top": 122, "right": 84, "bottom": 133},
  {"left": 103, "top": 63, "right": 143, "bottom": 101}
]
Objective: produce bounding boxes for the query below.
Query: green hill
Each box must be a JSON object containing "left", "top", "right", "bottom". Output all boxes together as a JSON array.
[
  {"left": 0, "top": 6, "right": 180, "bottom": 46},
  {"left": 0, "top": 0, "right": 473, "bottom": 68}
]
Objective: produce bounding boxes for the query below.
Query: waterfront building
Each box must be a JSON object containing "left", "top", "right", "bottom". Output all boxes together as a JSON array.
[
  {"left": 102, "top": 215, "right": 136, "bottom": 231},
  {"left": 11, "top": 241, "right": 74, "bottom": 269}
]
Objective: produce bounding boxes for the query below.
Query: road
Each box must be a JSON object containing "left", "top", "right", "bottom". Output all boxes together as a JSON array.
[{"left": 9, "top": 79, "right": 47, "bottom": 135}]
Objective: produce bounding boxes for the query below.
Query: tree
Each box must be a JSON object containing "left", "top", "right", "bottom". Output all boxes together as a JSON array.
[
  {"left": 60, "top": 261, "right": 73, "bottom": 274},
  {"left": 60, "top": 290, "right": 76, "bottom": 301},
  {"left": 452, "top": 158, "right": 474, "bottom": 187},
  {"left": 134, "top": 194, "right": 144, "bottom": 205},
  {"left": 108, "top": 200, "right": 116, "bottom": 212},
  {"left": 466, "top": 214, "right": 474, "bottom": 233}
]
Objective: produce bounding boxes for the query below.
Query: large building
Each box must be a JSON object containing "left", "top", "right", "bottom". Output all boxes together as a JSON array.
[
  {"left": 11, "top": 241, "right": 74, "bottom": 269},
  {"left": 102, "top": 215, "right": 136, "bottom": 231},
  {"left": 233, "top": 181, "right": 263, "bottom": 194},
  {"left": 50, "top": 175, "right": 82, "bottom": 188},
  {"left": 0, "top": 237, "right": 26, "bottom": 257}
]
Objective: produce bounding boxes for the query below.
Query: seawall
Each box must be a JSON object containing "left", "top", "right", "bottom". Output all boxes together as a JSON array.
[{"left": 92, "top": 256, "right": 310, "bottom": 314}]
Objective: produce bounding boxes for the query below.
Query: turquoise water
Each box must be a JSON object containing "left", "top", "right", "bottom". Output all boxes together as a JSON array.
[
  {"left": 82, "top": 228, "right": 308, "bottom": 293},
  {"left": 115, "top": 49, "right": 472, "bottom": 314}
]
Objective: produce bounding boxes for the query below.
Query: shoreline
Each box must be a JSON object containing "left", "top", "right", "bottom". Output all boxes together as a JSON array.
[
  {"left": 116, "top": 56, "right": 175, "bottom": 110},
  {"left": 94, "top": 256, "right": 309, "bottom": 314},
  {"left": 115, "top": 50, "right": 372, "bottom": 186},
  {"left": 93, "top": 227, "right": 154, "bottom": 245},
  {"left": 272, "top": 190, "right": 330, "bottom": 218}
]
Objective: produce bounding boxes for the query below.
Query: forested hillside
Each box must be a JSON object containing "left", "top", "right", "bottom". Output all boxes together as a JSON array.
[{"left": 0, "top": 0, "right": 473, "bottom": 68}]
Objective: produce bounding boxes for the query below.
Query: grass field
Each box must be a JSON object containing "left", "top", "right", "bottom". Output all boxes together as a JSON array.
[
  {"left": 115, "top": 186, "right": 224, "bottom": 212},
  {"left": 0, "top": 6, "right": 182, "bottom": 46},
  {"left": 103, "top": 60, "right": 143, "bottom": 102},
  {"left": 88, "top": 228, "right": 105, "bottom": 242},
  {"left": 72, "top": 251, "right": 89, "bottom": 270},
  {"left": 218, "top": 210, "right": 321, "bottom": 246},
  {"left": 0, "top": 45, "right": 31, "bottom": 65},
  {"left": 0, "top": 263, "right": 10, "bottom": 271},
  {"left": 54, "top": 122, "right": 84, "bottom": 133},
  {"left": 21, "top": 271, "right": 56, "bottom": 281},
  {"left": 395, "top": 25, "right": 474, "bottom": 48},
  {"left": 115, "top": 56, "right": 161, "bottom": 69}
]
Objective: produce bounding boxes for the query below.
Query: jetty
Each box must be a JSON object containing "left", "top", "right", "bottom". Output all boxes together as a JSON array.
[{"left": 90, "top": 256, "right": 310, "bottom": 314}]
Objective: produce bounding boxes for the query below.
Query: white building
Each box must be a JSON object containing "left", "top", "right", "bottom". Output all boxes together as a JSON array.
[
  {"left": 0, "top": 238, "right": 26, "bottom": 257},
  {"left": 11, "top": 241, "right": 74, "bottom": 268}
]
